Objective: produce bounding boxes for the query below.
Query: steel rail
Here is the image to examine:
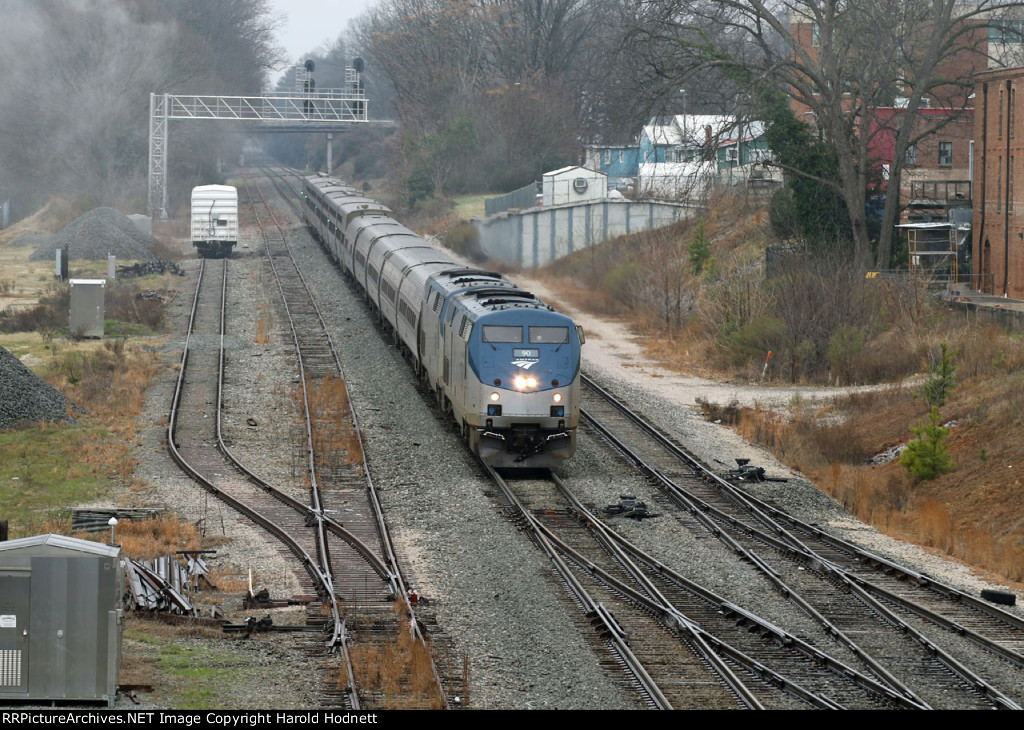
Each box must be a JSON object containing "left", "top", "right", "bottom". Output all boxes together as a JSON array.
[
  {"left": 163, "top": 260, "right": 337, "bottom": 626},
  {"left": 170, "top": 244, "right": 362, "bottom": 709},
  {"left": 549, "top": 473, "right": 925, "bottom": 710},
  {"left": 580, "top": 389, "right": 927, "bottom": 704},
  {"left": 580, "top": 373, "right": 1023, "bottom": 709},
  {"left": 252, "top": 165, "right": 411, "bottom": 602},
  {"left": 243, "top": 176, "right": 345, "bottom": 649},
  {"left": 246, "top": 168, "right": 447, "bottom": 707},
  {"left": 526, "top": 470, "right": 883, "bottom": 709},
  {"left": 481, "top": 463, "right": 677, "bottom": 709},
  {"left": 583, "top": 372, "right": 1024, "bottom": 655}
]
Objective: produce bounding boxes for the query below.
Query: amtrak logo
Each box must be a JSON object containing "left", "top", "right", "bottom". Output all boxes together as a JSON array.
[{"left": 512, "top": 359, "right": 538, "bottom": 369}]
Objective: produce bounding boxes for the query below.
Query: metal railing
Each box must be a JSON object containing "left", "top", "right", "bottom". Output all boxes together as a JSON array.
[
  {"left": 909, "top": 179, "right": 971, "bottom": 203},
  {"left": 485, "top": 181, "right": 539, "bottom": 216}
]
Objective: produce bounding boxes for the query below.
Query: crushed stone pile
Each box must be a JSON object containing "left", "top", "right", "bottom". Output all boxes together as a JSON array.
[
  {"left": 0, "top": 346, "right": 79, "bottom": 429},
  {"left": 10, "top": 232, "right": 54, "bottom": 249},
  {"left": 29, "top": 207, "right": 157, "bottom": 262}
]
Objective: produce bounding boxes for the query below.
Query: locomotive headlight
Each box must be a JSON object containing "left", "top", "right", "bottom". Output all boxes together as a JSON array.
[
  {"left": 514, "top": 375, "right": 539, "bottom": 390},
  {"left": 552, "top": 393, "right": 562, "bottom": 403},
  {"left": 489, "top": 392, "right": 501, "bottom": 402}
]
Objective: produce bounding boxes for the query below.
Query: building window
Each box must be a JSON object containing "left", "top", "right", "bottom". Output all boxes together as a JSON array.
[
  {"left": 726, "top": 147, "right": 738, "bottom": 162},
  {"left": 998, "top": 157, "right": 1003, "bottom": 213},
  {"left": 618, "top": 150, "right": 624, "bottom": 164},
  {"left": 905, "top": 144, "right": 918, "bottom": 166},
  {"left": 1013, "top": 88, "right": 1017, "bottom": 138},
  {"left": 990, "top": 19, "right": 1024, "bottom": 44},
  {"left": 812, "top": 22, "right": 819, "bottom": 47},
  {"left": 939, "top": 142, "right": 953, "bottom": 166},
  {"left": 1000, "top": 90, "right": 1005, "bottom": 139}
]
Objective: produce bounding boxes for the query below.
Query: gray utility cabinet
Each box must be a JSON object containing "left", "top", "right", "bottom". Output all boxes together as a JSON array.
[
  {"left": 0, "top": 534, "right": 123, "bottom": 706},
  {"left": 69, "top": 279, "right": 106, "bottom": 339}
]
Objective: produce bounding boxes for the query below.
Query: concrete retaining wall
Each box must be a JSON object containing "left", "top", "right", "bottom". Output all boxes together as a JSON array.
[{"left": 474, "top": 198, "right": 695, "bottom": 268}]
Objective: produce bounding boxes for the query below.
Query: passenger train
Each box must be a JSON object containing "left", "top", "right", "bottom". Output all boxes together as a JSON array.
[{"left": 301, "top": 174, "right": 584, "bottom": 468}]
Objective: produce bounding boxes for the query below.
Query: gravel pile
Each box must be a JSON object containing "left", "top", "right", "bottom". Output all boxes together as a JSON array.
[
  {"left": 29, "top": 207, "right": 157, "bottom": 262},
  {"left": 0, "top": 345, "right": 78, "bottom": 428},
  {"left": 10, "top": 232, "right": 52, "bottom": 249}
]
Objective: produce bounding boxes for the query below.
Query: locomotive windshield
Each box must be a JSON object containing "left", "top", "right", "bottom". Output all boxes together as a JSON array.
[
  {"left": 482, "top": 325, "right": 522, "bottom": 343},
  {"left": 529, "top": 326, "right": 569, "bottom": 344}
]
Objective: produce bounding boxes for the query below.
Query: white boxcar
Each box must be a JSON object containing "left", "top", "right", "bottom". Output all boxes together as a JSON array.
[{"left": 191, "top": 185, "right": 238, "bottom": 257}]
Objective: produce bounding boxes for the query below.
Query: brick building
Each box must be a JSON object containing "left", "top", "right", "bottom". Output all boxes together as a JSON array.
[
  {"left": 788, "top": 10, "right": 991, "bottom": 225},
  {"left": 973, "top": 66, "right": 1024, "bottom": 296}
]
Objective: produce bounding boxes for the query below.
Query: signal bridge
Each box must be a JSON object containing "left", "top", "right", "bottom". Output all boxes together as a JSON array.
[{"left": 148, "top": 72, "right": 369, "bottom": 220}]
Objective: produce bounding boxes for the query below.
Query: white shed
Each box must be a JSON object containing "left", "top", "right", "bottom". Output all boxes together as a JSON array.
[{"left": 542, "top": 166, "right": 607, "bottom": 206}]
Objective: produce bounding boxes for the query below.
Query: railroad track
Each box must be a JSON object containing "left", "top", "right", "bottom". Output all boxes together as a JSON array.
[
  {"left": 242, "top": 172, "right": 449, "bottom": 708},
  {"left": 578, "top": 373, "right": 1024, "bottom": 709},
  {"left": 483, "top": 464, "right": 926, "bottom": 709},
  {"left": 166, "top": 169, "right": 446, "bottom": 709},
  {"left": 248, "top": 162, "right": 1023, "bottom": 709},
  {"left": 167, "top": 254, "right": 361, "bottom": 706}
]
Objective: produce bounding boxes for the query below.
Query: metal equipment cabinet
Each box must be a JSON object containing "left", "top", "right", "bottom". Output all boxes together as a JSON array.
[
  {"left": 0, "top": 535, "right": 123, "bottom": 706},
  {"left": 69, "top": 279, "right": 106, "bottom": 339}
]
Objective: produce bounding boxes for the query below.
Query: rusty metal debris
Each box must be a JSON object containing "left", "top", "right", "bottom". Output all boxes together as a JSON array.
[
  {"left": 242, "top": 587, "right": 315, "bottom": 609},
  {"left": 123, "top": 554, "right": 222, "bottom": 619},
  {"left": 603, "top": 495, "right": 655, "bottom": 520},
  {"left": 727, "top": 458, "right": 790, "bottom": 483},
  {"left": 222, "top": 615, "right": 320, "bottom": 635}
]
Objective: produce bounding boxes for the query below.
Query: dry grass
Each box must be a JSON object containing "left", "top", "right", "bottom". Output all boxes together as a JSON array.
[
  {"left": 0, "top": 197, "right": 78, "bottom": 248},
  {"left": 254, "top": 315, "right": 270, "bottom": 345},
  {"left": 714, "top": 334, "right": 1024, "bottom": 586},
  {"left": 303, "top": 374, "right": 365, "bottom": 469},
  {"left": 44, "top": 338, "right": 163, "bottom": 418},
  {"left": 34, "top": 512, "right": 202, "bottom": 561},
  {"left": 344, "top": 603, "right": 445, "bottom": 709},
  {"left": 115, "top": 514, "right": 203, "bottom": 559}
]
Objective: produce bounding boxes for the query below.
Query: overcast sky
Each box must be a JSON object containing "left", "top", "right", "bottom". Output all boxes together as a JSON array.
[{"left": 269, "top": 0, "right": 374, "bottom": 67}]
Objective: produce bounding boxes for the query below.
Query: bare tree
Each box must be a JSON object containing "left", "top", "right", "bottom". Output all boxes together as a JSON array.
[{"left": 630, "top": 0, "right": 1020, "bottom": 267}]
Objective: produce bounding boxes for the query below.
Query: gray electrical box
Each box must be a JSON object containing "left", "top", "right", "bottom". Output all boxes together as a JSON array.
[
  {"left": 69, "top": 279, "right": 106, "bottom": 339},
  {"left": 0, "top": 534, "right": 123, "bottom": 706}
]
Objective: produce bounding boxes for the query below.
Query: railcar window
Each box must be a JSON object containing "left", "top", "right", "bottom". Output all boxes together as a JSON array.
[
  {"left": 482, "top": 325, "right": 522, "bottom": 343},
  {"left": 529, "top": 326, "right": 568, "bottom": 344}
]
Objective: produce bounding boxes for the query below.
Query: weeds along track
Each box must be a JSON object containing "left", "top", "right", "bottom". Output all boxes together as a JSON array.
[
  {"left": 579, "top": 373, "right": 1023, "bottom": 709},
  {"left": 167, "top": 255, "right": 359, "bottom": 706},
  {"left": 482, "top": 464, "right": 919, "bottom": 709},
  {"left": 240, "top": 171, "right": 447, "bottom": 709}
]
